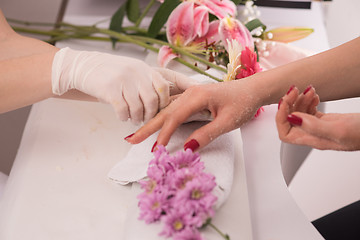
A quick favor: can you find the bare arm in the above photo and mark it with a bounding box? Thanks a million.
[127,37,360,150]
[0,9,93,113]
[254,37,360,105]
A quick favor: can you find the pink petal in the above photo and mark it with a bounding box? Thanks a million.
[193,20,220,44]
[158,46,179,67]
[241,47,258,69]
[193,6,209,38]
[202,0,237,19]
[166,2,196,46]
[219,17,253,51]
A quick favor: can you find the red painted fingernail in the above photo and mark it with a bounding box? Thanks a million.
[303,85,312,95]
[151,141,158,152]
[287,114,302,126]
[124,133,134,141]
[184,139,200,152]
[287,85,295,95]
[278,98,283,110]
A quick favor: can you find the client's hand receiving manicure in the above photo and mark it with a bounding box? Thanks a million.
[276,85,360,151]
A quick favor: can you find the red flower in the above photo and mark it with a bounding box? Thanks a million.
[235,47,263,118]
[235,47,261,79]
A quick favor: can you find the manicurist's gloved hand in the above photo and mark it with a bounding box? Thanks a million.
[51,48,196,124]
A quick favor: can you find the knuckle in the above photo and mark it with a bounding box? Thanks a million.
[144,95,159,109]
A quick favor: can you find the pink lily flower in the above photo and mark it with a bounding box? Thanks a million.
[158,46,179,68]
[193,6,210,38]
[166,1,197,47]
[159,2,210,67]
[193,20,221,44]
[219,16,254,51]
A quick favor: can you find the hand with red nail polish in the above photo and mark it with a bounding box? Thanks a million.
[276,87,360,151]
[126,78,263,151]
[126,38,360,151]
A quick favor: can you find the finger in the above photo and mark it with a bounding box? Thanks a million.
[281,127,345,150]
[288,112,339,141]
[123,84,143,124]
[138,85,159,123]
[276,86,299,138]
[111,95,130,121]
[152,71,170,109]
[282,85,300,113]
[276,96,292,139]
[294,86,316,113]
[128,88,207,144]
[308,93,320,115]
[154,68,199,95]
[153,97,209,146]
[181,112,238,151]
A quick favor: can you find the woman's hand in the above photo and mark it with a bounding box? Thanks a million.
[125,79,262,151]
[276,85,360,151]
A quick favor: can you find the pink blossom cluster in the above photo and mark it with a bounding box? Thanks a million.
[138,145,217,240]
[158,0,254,68]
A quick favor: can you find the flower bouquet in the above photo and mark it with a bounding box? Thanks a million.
[138,146,225,240]
[9,0,313,83]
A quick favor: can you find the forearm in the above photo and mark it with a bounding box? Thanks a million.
[0,52,55,113]
[0,9,95,113]
[247,37,360,106]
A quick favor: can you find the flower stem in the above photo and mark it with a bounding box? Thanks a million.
[131,36,227,73]
[209,222,231,240]
[7,18,57,27]
[96,28,159,52]
[135,0,156,27]
[10,20,224,81]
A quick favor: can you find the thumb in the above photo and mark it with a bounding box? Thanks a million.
[289,112,335,139]
[153,68,199,95]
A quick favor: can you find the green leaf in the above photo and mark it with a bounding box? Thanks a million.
[231,0,243,4]
[126,0,140,23]
[109,3,127,48]
[147,0,181,38]
[245,18,267,32]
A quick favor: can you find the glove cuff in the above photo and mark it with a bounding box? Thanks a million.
[52,47,72,95]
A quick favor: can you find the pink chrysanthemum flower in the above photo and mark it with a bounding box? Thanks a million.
[166,165,201,191]
[160,207,193,237]
[175,177,217,227]
[172,148,202,169]
[138,189,169,224]
[173,227,204,240]
[138,146,218,239]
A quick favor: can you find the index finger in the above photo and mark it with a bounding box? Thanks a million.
[126,86,208,145]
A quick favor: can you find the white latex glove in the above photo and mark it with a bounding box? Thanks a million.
[52,47,196,124]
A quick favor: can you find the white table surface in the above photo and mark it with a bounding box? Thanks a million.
[0,2,329,240]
